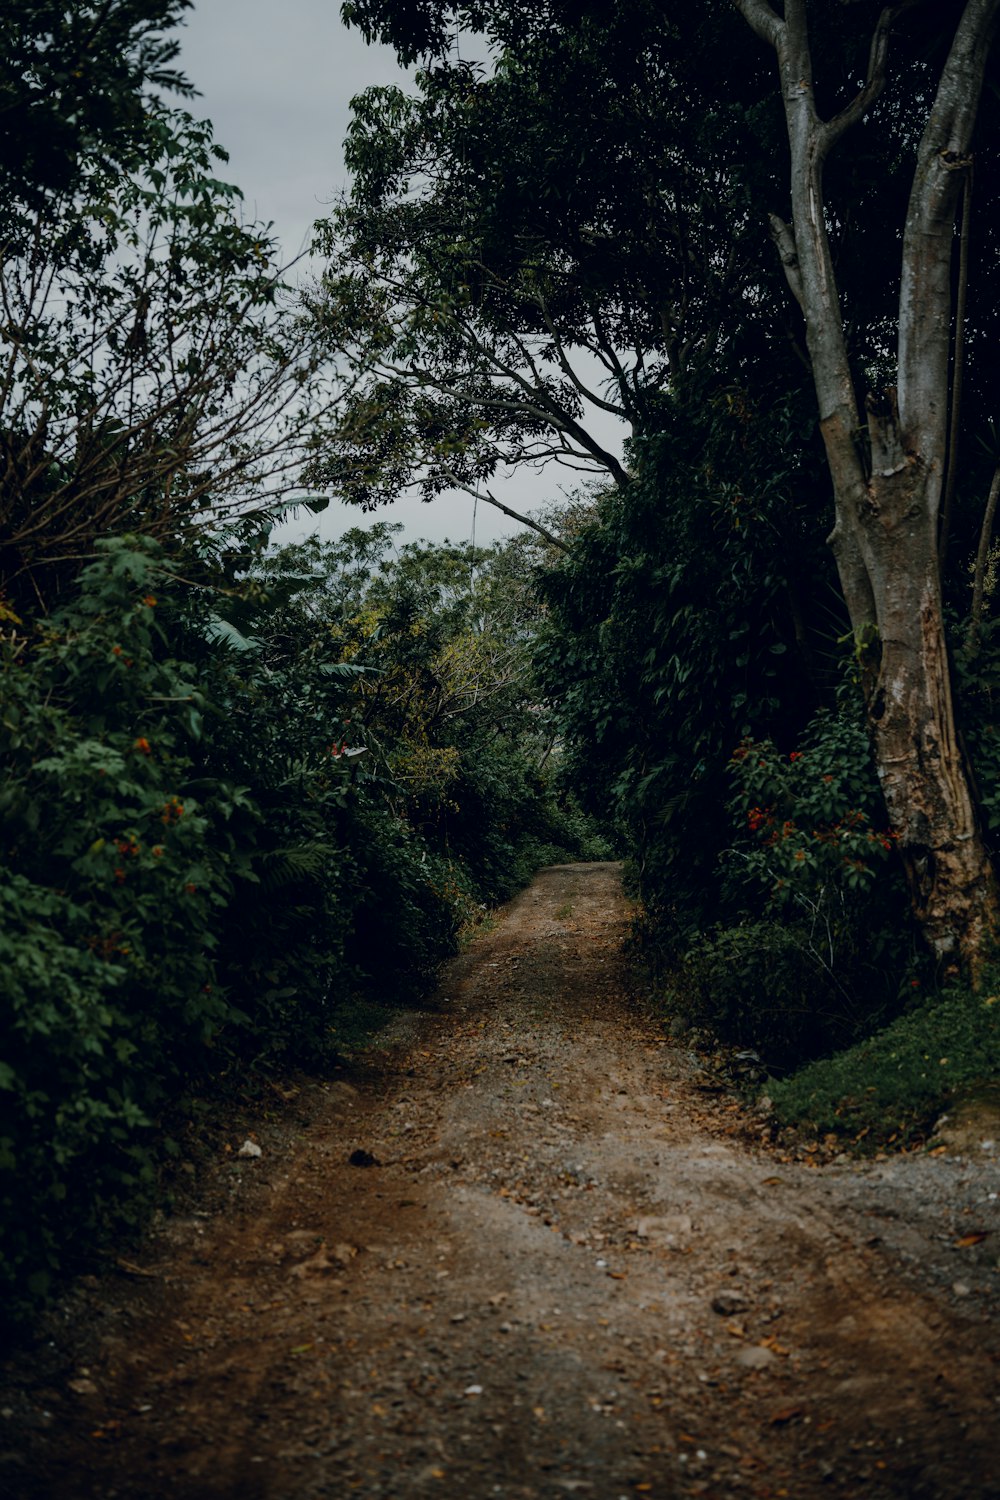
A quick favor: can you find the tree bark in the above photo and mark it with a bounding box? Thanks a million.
[735,0,1000,969]
[967,461,1000,655]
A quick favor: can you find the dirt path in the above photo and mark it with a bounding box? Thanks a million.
[3,863,999,1499]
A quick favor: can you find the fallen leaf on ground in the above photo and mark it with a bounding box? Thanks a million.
[760,1336,790,1356]
[90,1420,123,1441]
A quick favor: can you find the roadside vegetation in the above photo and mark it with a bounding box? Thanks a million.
[324,0,1000,1148]
[0,1,605,1320]
[1,516,607,1317]
[4,0,1000,1322]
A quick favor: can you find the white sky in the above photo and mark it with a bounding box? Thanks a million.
[176,0,625,551]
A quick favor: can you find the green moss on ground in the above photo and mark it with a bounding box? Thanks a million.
[768,978,1000,1145]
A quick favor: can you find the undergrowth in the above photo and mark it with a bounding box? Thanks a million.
[0,530,608,1326]
[767,976,1000,1145]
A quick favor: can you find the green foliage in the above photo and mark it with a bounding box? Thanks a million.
[0,1,340,1315]
[953,613,1000,839]
[0,538,243,1308]
[664,922,835,1068]
[537,384,830,937]
[336,0,1000,1025]
[1,0,195,217]
[726,709,897,914]
[310,4,784,511]
[0,520,599,1318]
[535,388,927,1074]
[660,702,916,1069]
[769,980,1000,1145]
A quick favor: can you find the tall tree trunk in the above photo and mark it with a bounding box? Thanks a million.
[735,0,1000,969]
[844,414,993,962]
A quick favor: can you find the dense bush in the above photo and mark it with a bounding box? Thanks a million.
[1,524,597,1318]
[536,384,935,1076]
[536,383,831,942]
[1,539,246,1305]
[952,609,1000,840]
[656,698,916,1068]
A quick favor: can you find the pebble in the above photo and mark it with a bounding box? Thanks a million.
[711,1290,749,1317]
[67,1378,99,1397]
[634,1214,692,1245]
[735,1346,777,1370]
[348,1149,379,1168]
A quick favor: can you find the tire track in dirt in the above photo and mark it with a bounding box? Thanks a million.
[2,862,998,1498]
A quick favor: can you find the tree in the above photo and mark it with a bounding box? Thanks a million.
[308,6,784,534]
[734,0,1000,967]
[1,4,329,612]
[1,1,194,217]
[1,99,326,610]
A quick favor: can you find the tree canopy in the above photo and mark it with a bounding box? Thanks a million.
[307,3,794,520]
[1,0,194,215]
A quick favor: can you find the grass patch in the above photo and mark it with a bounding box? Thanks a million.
[459,906,498,949]
[769,978,1000,1145]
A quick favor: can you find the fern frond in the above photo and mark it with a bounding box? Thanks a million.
[257,842,339,893]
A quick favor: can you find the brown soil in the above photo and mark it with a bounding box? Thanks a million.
[2,862,999,1500]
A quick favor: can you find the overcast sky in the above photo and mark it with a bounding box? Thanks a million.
[176,1,623,552]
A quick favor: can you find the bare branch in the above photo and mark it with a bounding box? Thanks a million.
[823,4,917,150]
[529,287,629,419]
[440,470,571,553]
[768,213,805,308]
[732,0,783,49]
[374,349,632,488]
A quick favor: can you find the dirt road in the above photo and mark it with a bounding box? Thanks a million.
[2,863,999,1499]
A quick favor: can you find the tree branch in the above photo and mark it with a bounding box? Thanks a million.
[768,213,805,308]
[940,161,973,571]
[529,287,629,419]
[898,0,1000,453]
[967,460,1000,655]
[732,0,783,49]
[822,5,910,149]
[440,470,571,553]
